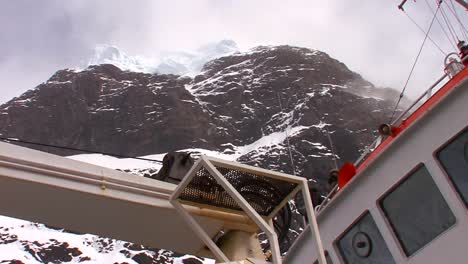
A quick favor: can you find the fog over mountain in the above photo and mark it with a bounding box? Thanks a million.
[3,0,467,104]
[86,40,239,76]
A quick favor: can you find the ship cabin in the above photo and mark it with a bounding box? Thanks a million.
[284,68,468,263]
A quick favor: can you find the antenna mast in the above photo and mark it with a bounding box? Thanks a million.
[453,0,468,10]
[400,0,467,11]
[398,0,409,11]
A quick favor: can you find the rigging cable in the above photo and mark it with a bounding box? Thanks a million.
[325,126,338,170]
[439,2,460,43]
[424,0,459,51]
[0,136,163,163]
[390,0,443,123]
[447,0,468,40]
[277,92,297,176]
[307,102,340,171]
[273,92,296,253]
[403,11,447,55]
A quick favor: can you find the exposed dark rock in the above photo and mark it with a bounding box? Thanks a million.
[0,260,25,264]
[0,44,406,261]
[131,252,155,264]
[0,230,18,244]
[79,256,91,262]
[22,241,82,263]
[182,257,204,264]
[0,45,401,192]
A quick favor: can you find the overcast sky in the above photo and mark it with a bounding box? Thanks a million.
[1,0,466,103]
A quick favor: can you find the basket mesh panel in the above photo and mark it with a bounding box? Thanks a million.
[179,164,298,216]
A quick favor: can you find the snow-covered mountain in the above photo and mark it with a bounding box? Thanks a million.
[0,215,213,264]
[87,40,239,76]
[0,44,404,263]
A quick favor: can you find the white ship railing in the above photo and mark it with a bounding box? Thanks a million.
[316,60,465,212]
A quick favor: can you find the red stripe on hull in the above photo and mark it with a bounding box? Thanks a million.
[356,67,468,172]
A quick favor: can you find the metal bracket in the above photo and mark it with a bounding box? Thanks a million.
[170,156,327,264]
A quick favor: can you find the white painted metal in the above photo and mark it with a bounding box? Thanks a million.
[267,184,302,219]
[208,156,305,183]
[315,184,338,212]
[170,158,205,199]
[391,73,448,126]
[171,156,327,264]
[169,157,230,262]
[301,179,327,264]
[170,157,282,263]
[284,77,468,264]
[0,142,228,255]
[202,157,283,264]
[171,199,230,262]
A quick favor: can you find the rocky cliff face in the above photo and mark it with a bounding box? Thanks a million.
[0,44,402,262]
[0,65,214,157]
[0,45,398,188]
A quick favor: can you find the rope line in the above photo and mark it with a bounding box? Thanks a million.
[0,136,163,163]
[424,0,458,51]
[440,3,460,43]
[390,0,443,123]
[404,11,447,55]
[447,0,468,39]
[306,103,340,171]
[276,93,297,176]
[325,127,339,170]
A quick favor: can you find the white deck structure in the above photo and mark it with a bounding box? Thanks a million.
[0,142,257,256]
[284,71,468,263]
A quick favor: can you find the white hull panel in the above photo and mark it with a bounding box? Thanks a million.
[285,76,468,263]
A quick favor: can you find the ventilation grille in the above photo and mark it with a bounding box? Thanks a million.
[179,165,298,216]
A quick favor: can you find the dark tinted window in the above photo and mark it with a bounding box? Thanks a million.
[380,165,456,256]
[312,251,333,264]
[437,129,468,205]
[337,212,395,264]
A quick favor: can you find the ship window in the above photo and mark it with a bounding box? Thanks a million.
[379,165,456,256]
[312,250,333,264]
[336,212,395,264]
[436,129,468,206]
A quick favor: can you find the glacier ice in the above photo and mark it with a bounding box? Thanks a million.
[86,40,239,76]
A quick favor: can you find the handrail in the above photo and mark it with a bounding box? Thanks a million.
[391,73,448,126]
[315,184,338,213]
[315,62,467,212]
[392,55,468,125]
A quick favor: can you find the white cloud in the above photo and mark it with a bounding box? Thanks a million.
[1,0,466,103]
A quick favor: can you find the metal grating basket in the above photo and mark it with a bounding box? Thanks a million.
[179,164,298,216]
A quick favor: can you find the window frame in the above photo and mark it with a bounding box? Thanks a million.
[433,125,468,209]
[376,163,457,259]
[333,210,396,264]
[312,250,334,264]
